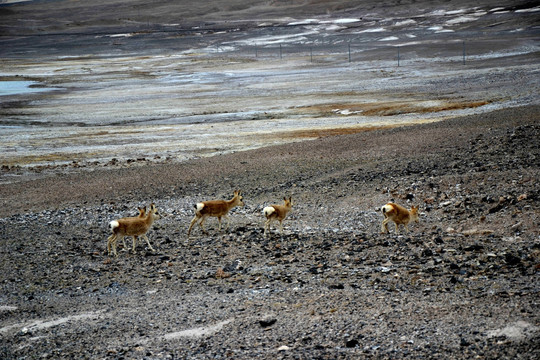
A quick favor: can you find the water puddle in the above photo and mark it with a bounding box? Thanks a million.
[0,81,58,96]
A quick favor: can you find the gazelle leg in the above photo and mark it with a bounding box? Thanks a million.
[132,236,137,253]
[142,234,155,252]
[108,234,119,257]
[199,215,208,234]
[381,218,390,233]
[188,215,199,236]
[107,234,116,256]
[224,215,230,230]
[264,218,271,235]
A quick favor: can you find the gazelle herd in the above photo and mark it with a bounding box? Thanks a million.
[106,190,419,257]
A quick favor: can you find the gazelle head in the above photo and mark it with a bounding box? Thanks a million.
[148,203,160,220]
[410,205,419,223]
[137,206,146,217]
[283,196,293,207]
[233,190,245,207]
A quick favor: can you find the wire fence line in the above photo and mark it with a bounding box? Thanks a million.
[214,40,491,66]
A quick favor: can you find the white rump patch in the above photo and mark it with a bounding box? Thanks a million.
[381,204,394,213]
[263,206,276,217]
[110,220,119,229]
[196,203,205,212]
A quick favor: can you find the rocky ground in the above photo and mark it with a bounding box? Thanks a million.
[0,105,539,359]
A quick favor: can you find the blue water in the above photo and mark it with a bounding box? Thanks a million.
[0,81,56,96]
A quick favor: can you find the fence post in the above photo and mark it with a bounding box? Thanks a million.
[462,41,466,65]
[280,44,282,59]
[397,46,400,67]
[348,43,351,62]
[310,47,313,63]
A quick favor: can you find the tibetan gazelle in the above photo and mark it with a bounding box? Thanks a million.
[263,197,293,235]
[381,202,419,234]
[107,203,160,256]
[187,190,245,236]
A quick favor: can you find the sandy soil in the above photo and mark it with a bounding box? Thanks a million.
[0,1,539,359]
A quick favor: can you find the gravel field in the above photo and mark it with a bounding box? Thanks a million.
[1,105,539,359]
